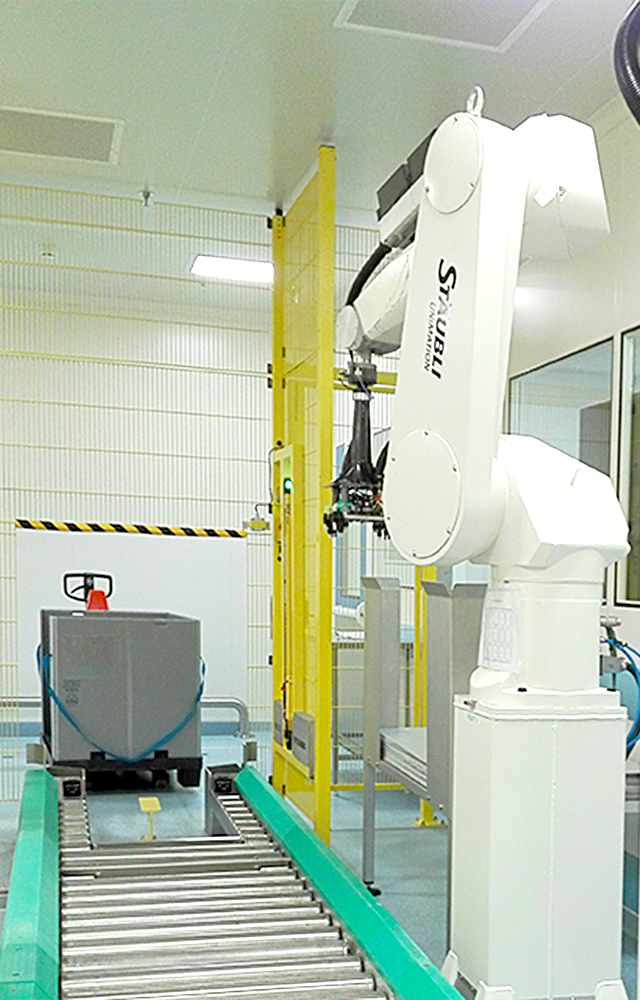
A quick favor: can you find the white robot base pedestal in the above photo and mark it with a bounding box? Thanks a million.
[445,691,627,1000]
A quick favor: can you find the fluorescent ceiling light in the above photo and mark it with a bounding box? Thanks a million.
[190,254,273,284]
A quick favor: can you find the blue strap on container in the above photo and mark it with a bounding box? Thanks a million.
[36,645,205,765]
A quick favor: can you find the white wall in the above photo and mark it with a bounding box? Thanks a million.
[0,187,273,735]
[16,529,247,701]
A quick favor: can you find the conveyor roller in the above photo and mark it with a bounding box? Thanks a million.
[1,766,459,1000]
[59,789,388,1000]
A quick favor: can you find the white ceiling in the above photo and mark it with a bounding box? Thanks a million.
[0,0,632,216]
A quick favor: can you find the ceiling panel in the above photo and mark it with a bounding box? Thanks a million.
[336,0,549,52]
[0,0,632,215]
[0,107,122,163]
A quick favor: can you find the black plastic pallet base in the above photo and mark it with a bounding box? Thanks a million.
[49,752,202,788]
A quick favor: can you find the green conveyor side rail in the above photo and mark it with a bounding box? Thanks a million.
[236,766,460,1000]
[0,770,59,1000]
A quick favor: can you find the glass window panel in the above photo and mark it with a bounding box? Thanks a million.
[509,340,613,476]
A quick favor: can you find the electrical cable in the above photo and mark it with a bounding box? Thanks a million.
[607,638,640,751]
[346,242,393,307]
[621,644,640,749]
[614,0,640,129]
[625,658,640,750]
[608,640,640,748]
[36,645,205,765]
[267,445,280,507]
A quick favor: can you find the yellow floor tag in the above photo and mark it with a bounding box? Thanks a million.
[139,796,161,840]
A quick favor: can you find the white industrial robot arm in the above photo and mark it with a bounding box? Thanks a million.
[360,97,633,1000]
[381,109,628,696]
[336,245,411,360]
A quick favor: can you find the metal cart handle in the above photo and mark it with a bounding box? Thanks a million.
[63,573,114,604]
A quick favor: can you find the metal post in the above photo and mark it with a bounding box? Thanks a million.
[361,577,400,893]
[331,654,340,785]
[423,580,485,950]
[362,760,376,887]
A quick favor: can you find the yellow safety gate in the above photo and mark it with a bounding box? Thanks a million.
[270,147,335,842]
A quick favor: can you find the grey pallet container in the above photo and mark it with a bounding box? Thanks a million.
[40,609,202,786]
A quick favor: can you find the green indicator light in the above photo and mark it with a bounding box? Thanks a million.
[283,477,293,494]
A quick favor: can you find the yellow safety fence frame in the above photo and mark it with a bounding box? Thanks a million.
[413,564,442,827]
[271,147,334,843]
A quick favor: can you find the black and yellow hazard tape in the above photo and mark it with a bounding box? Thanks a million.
[15,519,246,538]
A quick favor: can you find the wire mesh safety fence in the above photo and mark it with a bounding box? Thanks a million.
[0,184,273,798]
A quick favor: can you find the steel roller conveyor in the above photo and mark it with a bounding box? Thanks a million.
[0,766,459,1000]
[58,777,384,1000]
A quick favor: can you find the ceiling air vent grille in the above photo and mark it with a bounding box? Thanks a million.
[335,0,555,54]
[0,107,123,163]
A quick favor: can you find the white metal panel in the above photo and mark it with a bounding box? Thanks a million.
[451,697,626,998]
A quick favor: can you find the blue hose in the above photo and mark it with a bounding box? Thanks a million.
[608,639,640,751]
[37,644,205,764]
